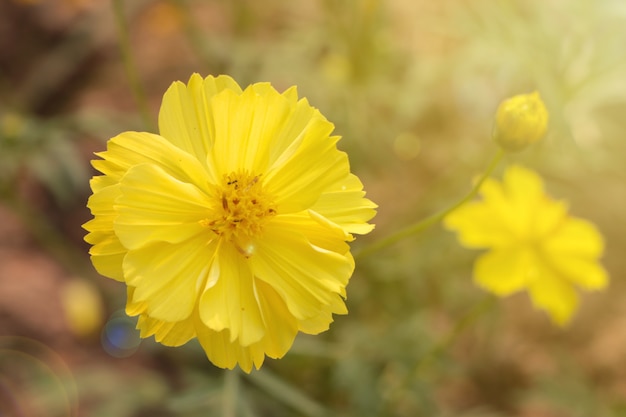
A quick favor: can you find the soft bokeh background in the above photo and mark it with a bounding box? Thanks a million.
[2,0,626,416]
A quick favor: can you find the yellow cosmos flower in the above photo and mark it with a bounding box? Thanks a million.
[493,91,549,152]
[83,74,376,372]
[444,165,607,326]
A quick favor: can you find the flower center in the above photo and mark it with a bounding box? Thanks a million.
[201,171,276,256]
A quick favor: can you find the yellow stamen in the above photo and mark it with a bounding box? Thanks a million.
[200,171,276,255]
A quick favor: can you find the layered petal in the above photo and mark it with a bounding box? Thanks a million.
[136,313,197,347]
[277,210,352,254]
[196,322,266,373]
[115,163,213,250]
[311,173,377,235]
[123,236,216,322]
[266,97,321,165]
[207,86,294,175]
[265,125,348,213]
[298,292,348,335]
[158,73,241,166]
[195,280,301,372]
[127,288,197,347]
[199,243,265,346]
[250,216,353,320]
[92,131,211,187]
[85,229,126,281]
[84,183,126,281]
[84,131,212,279]
[254,279,299,358]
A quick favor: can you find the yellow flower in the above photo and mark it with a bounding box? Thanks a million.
[444,165,607,326]
[493,91,549,152]
[83,74,376,372]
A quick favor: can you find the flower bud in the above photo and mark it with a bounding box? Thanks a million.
[493,91,548,152]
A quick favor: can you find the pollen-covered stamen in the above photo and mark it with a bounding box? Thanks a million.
[200,171,276,253]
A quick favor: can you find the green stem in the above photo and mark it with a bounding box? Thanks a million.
[112,0,155,132]
[223,369,239,417]
[386,294,496,406]
[355,149,504,259]
[412,295,496,375]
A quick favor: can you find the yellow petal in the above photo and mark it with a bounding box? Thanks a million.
[127,287,196,347]
[123,236,216,322]
[265,130,348,213]
[497,165,559,237]
[502,165,545,204]
[276,210,352,254]
[550,256,608,290]
[480,172,536,237]
[200,73,243,96]
[298,292,347,335]
[157,77,212,165]
[195,322,266,372]
[84,183,118,233]
[93,131,212,186]
[546,217,605,258]
[281,85,299,104]
[84,184,126,281]
[541,217,608,289]
[125,286,147,316]
[89,174,117,194]
[266,97,320,165]
[310,173,377,235]
[254,279,299,358]
[115,163,212,250]
[531,199,568,238]
[444,201,514,248]
[474,247,536,296]
[157,74,242,164]
[527,273,578,326]
[196,280,300,372]
[86,231,126,281]
[207,86,292,175]
[199,243,265,346]
[250,219,353,320]
[136,314,196,347]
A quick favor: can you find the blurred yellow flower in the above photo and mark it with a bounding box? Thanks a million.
[83,74,376,372]
[493,91,548,152]
[60,279,104,338]
[444,165,607,326]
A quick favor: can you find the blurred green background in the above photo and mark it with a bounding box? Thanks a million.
[1,0,626,416]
